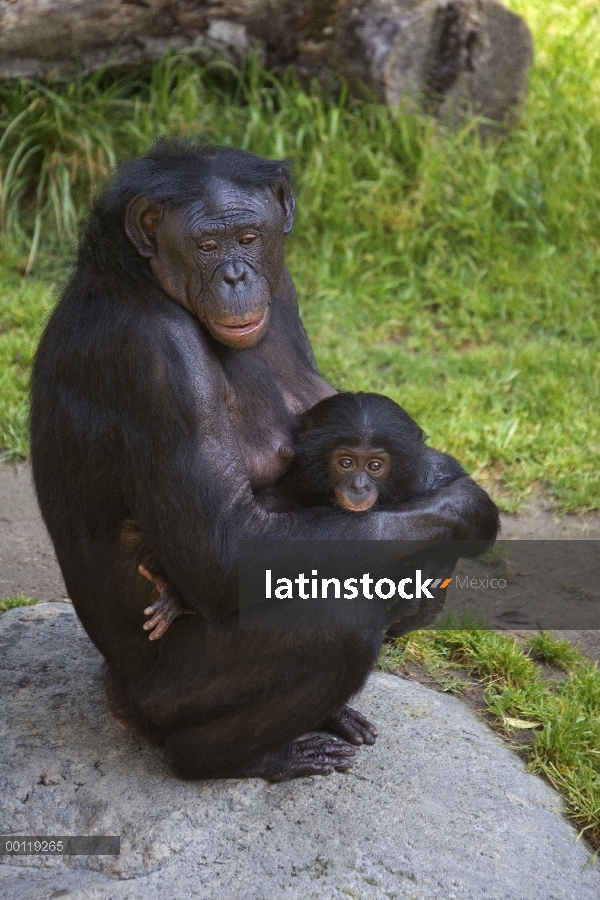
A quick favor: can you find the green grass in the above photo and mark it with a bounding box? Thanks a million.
[0,594,40,612]
[380,629,600,850]
[0,0,598,510]
[0,258,55,457]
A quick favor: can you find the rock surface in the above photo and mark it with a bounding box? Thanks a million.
[0,0,532,122]
[1,600,599,900]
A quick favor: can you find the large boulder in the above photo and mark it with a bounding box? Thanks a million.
[1,601,599,899]
[0,0,532,121]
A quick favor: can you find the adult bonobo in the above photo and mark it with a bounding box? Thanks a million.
[30,141,499,781]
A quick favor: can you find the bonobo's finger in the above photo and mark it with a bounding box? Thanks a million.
[143,611,164,631]
[142,607,171,640]
[144,594,174,616]
[147,618,170,641]
[143,601,161,617]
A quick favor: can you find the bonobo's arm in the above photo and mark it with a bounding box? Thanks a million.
[405,444,499,548]
[121,316,497,622]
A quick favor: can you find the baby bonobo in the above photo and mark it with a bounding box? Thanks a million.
[139,392,467,638]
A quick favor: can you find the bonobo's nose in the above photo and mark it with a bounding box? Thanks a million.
[222,259,247,286]
[350,473,372,494]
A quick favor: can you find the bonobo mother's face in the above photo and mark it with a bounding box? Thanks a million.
[125,177,295,349]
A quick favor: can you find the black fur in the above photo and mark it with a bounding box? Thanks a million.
[30,141,499,781]
[282,391,463,508]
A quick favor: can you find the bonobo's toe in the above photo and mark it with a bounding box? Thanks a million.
[270,735,356,781]
[321,704,378,745]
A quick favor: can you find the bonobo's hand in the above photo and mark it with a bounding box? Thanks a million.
[373,477,497,543]
[139,565,194,640]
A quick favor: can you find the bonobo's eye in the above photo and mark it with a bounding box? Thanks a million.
[238,233,258,246]
[197,239,218,253]
[367,459,383,473]
[338,457,354,470]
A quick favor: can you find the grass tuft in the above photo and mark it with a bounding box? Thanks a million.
[0,594,40,613]
[526,632,583,670]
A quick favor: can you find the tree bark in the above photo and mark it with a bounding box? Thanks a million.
[0,0,532,121]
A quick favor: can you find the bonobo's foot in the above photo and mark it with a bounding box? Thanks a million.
[215,736,356,781]
[271,736,356,781]
[321,705,378,746]
[139,565,191,640]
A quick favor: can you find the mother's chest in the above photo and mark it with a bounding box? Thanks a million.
[223,358,331,491]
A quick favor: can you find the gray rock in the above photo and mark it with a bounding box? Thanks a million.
[334,0,532,122]
[1,601,598,899]
[0,0,532,122]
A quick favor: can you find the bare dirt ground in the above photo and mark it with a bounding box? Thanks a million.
[491,500,600,663]
[0,462,67,602]
[1,461,599,660]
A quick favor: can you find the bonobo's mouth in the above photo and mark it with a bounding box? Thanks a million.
[336,489,378,513]
[209,310,268,341]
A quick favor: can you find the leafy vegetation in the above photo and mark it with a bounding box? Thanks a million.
[380,629,600,850]
[0,1,598,509]
[0,594,40,613]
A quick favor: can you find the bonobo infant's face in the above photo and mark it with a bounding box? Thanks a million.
[126,178,294,349]
[329,444,391,512]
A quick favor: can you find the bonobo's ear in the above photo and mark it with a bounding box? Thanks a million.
[125,196,162,258]
[273,180,296,235]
